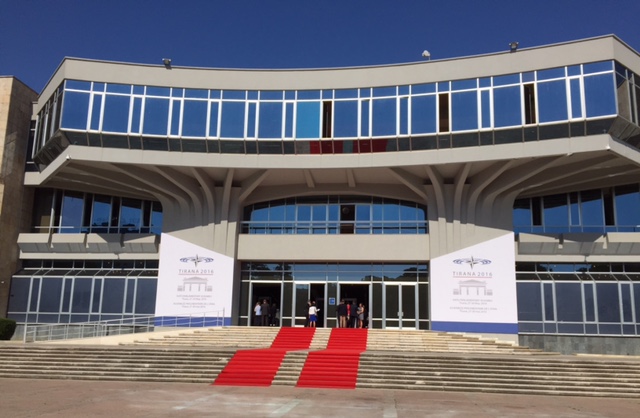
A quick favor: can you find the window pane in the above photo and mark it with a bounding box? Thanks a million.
[517,282,542,321]
[296,102,320,138]
[7,278,30,313]
[258,102,283,138]
[537,80,568,123]
[372,98,396,136]
[411,96,436,134]
[481,90,491,128]
[614,185,640,229]
[208,101,219,137]
[182,100,208,137]
[581,190,604,227]
[584,73,616,117]
[120,198,142,233]
[102,279,125,313]
[399,97,408,135]
[494,86,521,127]
[61,91,90,129]
[135,279,157,314]
[220,101,245,138]
[543,283,554,321]
[596,283,620,322]
[543,194,568,229]
[555,283,583,322]
[60,191,84,233]
[570,78,582,118]
[39,278,63,312]
[284,103,294,138]
[334,101,358,138]
[513,199,531,227]
[360,100,370,136]
[451,91,478,131]
[142,98,169,135]
[102,95,130,133]
[72,278,93,313]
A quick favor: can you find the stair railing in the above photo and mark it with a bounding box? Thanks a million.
[22,309,226,343]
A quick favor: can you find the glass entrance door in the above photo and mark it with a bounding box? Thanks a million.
[384,283,418,329]
[293,283,326,327]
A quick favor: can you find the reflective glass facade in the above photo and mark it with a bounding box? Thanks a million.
[516,263,640,335]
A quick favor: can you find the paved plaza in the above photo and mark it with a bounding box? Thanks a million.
[2,378,639,417]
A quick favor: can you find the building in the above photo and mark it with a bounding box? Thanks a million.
[4,35,640,353]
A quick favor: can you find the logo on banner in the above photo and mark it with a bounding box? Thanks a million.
[452,256,493,296]
[177,254,215,294]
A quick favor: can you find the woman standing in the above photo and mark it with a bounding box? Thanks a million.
[308,301,318,327]
[357,303,365,328]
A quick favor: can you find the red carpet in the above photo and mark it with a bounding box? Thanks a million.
[270,327,316,349]
[213,327,316,386]
[213,349,286,386]
[296,328,368,389]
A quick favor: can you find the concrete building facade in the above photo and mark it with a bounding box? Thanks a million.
[4,35,640,353]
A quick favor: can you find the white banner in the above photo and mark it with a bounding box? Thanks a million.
[430,233,517,334]
[156,233,234,324]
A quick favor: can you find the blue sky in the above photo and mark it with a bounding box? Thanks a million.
[2,0,640,92]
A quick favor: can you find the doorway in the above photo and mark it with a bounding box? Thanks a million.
[293,283,326,327]
[384,283,418,329]
[250,283,281,327]
[339,284,370,328]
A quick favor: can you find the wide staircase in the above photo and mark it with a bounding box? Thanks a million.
[1,327,640,398]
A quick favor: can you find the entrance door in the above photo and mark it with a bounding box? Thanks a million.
[293,283,326,327]
[384,283,418,329]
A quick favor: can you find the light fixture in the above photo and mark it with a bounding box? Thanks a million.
[422,50,431,60]
[509,42,519,53]
[162,58,172,69]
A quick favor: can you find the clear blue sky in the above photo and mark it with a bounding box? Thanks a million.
[2,0,640,92]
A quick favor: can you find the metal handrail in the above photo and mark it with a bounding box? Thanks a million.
[22,309,226,343]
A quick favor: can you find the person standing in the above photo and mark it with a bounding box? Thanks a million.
[253,301,262,326]
[350,301,359,328]
[261,299,270,326]
[308,301,318,327]
[358,303,366,328]
[270,303,278,326]
[337,299,348,328]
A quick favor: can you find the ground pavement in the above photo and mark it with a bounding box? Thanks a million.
[2,378,639,417]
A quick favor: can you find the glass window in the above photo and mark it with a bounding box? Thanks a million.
[185,89,208,99]
[260,91,283,100]
[537,80,568,123]
[146,86,170,97]
[543,283,554,321]
[89,94,103,130]
[480,90,491,128]
[61,91,90,130]
[135,279,157,314]
[71,278,93,313]
[570,78,583,119]
[451,91,478,131]
[60,191,84,233]
[584,73,616,117]
[208,101,219,137]
[130,97,142,134]
[451,79,477,91]
[246,103,256,138]
[102,278,125,313]
[360,100,370,136]
[66,80,91,91]
[335,89,358,99]
[543,194,568,229]
[7,278,30,313]
[581,190,604,228]
[296,102,320,138]
[142,98,169,135]
[399,97,408,135]
[120,198,142,233]
[258,102,283,138]
[537,67,565,80]
[284,103,294,138]
[334,101,358,138]
[102,95,130,133]
[614,185,640,230]
[150,203,163,235]
[596,283,620,322]
[493,86,521,127]
[493,74,520,86]
[372,98,396,136]
[517,282,542,321]
[220,101,245,138]
[91,195,112,233]
[555,283,583,322]
[373,86,396,97]
[297,90,320,100]
[583,61,612,74]
[182,100,208,137]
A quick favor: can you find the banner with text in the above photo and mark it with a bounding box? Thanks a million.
[430,233,517,334]
[156,233,233,326]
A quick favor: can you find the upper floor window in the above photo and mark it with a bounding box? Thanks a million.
[242,196,427,235]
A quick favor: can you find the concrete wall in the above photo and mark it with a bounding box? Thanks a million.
[0,78,37,317]
[519,334,640,355]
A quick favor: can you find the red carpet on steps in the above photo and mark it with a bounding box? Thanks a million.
[296,328,368,389]
[213,327,316,386]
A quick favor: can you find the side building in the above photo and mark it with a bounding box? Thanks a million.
[5,35,640,354]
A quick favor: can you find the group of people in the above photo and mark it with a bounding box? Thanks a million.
[337,299,367,328]
[253,299,279,326]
